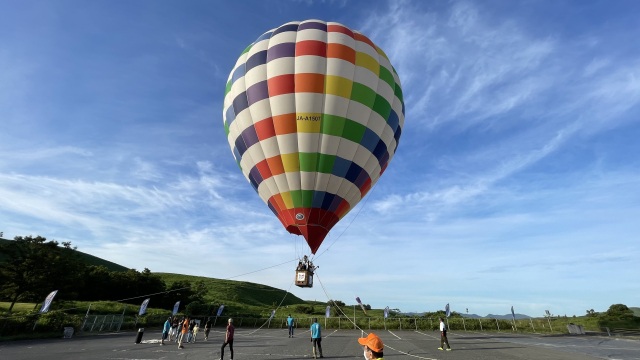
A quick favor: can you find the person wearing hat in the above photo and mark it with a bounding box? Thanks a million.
[358,332,384,359]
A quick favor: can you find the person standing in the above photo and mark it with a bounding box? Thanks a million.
[220,318,234,360]
[192,321,199,342]
[170,317,179,341]
[358,332,384,359]
[187,320,195,343]
[204,319,212,341]
[438,317,452,351]
[178,317,189,349]
[310,317,323,358]
[287,314,295,337]
[161,317,171,345]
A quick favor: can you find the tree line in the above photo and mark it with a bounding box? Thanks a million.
[0,235,206,313]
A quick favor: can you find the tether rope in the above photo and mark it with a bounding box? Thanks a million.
[315,273,439,360]
[238,280,295,336]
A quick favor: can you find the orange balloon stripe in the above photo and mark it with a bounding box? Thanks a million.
[267,74,295,97]
[272,113,297,135]
[354,32,376,49]
[294,73,325,93]
[256,158,273,179]
[270,193,287,214]
[254,117,276,141]
[265,156,285,176]
[327,23,354,37]
[295,40,327,57]
[327,43,356,64]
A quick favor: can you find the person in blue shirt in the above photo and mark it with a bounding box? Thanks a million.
[310,318,323,358]
[161,317,171,345]
[287,314,295,337]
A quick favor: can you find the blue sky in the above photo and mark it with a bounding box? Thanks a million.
[1,0,639,317]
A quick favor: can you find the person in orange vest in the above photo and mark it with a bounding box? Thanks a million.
[178,317,190,349]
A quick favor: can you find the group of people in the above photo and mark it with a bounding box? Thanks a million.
[295,255,317,274]
[161,315,451,359]
[292,315,451,358]
[161,316,234,359]
[161,316,213,347]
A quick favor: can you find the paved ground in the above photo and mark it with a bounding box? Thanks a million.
[1,328,639,360]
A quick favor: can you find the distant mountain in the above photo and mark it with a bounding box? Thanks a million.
[488,313,531,319]
[461,313,483,319]
[401,312,533,319]
[631,307,640,317]
[0,237,130,272]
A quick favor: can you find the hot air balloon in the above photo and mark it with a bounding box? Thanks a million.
[223,20,404,257]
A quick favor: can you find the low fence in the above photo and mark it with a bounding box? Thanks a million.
[258,316,568,334]
[80,314,124,333]
[0,312,603,338]
[601,327,640,337]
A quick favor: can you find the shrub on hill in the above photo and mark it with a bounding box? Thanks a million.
[598,304,640,329]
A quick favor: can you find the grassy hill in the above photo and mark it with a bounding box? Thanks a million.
[155,272,305,308]
[0,237,129,272]
[3,236,638,320]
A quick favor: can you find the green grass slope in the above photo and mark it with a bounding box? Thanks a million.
[155,273,305,307]
[0,238,129,272]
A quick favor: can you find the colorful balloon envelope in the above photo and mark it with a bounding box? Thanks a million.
[223,20,405,254]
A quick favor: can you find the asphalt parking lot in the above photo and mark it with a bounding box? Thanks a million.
[1,328,639,359]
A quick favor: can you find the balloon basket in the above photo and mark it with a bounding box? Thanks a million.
[295,270,313,288]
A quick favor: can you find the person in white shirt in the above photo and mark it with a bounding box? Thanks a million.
[438,317,452,351]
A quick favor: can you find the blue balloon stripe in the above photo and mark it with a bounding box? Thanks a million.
[232,91,249,119]
[246,80,269,106]
[267,42,296,62]
[345,162,362,184]
[298,21,327,32]
[272,23,299,36]
[387,108,400,134]
[246,50,268,73]
[360,127,380,155]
